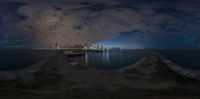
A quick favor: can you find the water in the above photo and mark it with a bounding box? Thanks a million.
[0,49,148,70]
[73,49,200,70]
[158,49,200,70]
[72,49,149,69]
[0,49,54,71]
[1,49,200,71]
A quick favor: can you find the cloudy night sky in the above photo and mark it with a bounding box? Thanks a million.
[0,0,200,49]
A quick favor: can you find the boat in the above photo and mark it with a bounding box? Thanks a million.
[64,51,85,57]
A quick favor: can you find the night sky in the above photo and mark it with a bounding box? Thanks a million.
[0,0,200,49]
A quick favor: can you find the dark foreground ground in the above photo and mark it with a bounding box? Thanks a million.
[0,89,200,99]
[0,51,200,99]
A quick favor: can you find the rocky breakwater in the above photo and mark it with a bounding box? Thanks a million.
[0,51,200,96]
[160,53,200,81]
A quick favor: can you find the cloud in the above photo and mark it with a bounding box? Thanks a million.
[14,2,152,46]
[0,0,200,48]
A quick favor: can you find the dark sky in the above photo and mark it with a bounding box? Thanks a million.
[0,0,200,48]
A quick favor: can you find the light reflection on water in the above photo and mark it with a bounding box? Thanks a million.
[77,49,148,69]
[1,49,199,70]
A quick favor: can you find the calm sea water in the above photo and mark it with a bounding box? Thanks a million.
[0,49,200,70]
[158,49,200,70]
[0,49,54,71]
[72,49,149,69]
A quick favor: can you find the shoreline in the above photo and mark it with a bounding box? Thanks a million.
[0,51,200,82]
[0,52,56,80]
[159,54,200,80]
[0,59,50,80]
[1,51,200,99]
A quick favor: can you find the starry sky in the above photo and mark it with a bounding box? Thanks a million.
[0,0,200,49]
